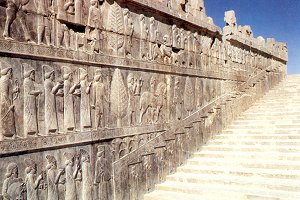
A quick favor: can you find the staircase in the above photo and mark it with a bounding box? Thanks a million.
[144,75,300,200]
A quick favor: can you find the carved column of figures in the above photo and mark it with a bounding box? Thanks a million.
[0,61,19,141]
[94,145,112,200]
[23,63,42,137]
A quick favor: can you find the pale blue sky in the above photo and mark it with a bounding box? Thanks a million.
[205,0,300,74]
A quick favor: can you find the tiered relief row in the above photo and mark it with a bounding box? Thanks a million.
[0,0,287,200]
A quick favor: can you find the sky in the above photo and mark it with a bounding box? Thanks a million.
[205,0,300,74]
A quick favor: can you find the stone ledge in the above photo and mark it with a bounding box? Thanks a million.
[125,0,222,34]
[0,39,245,81]
[0,123,168,156]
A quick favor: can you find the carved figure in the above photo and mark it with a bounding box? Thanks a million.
[173,77,183,120]
[23,63,42,137]
[3,0,34,43]
[0,63,19,141]
[80,149,92,200]
[86,0,102,53]
[92,70,109,129]
[2,162,24,200]
[64,152,80,200]
[149,17,158,60]
[63,67,77,132]
[127,73,137,126]
[46,155,65,200]
[24,158,44,200]
[184,76,194,115]
[153,35,172,64]
[77,68,92,131]
[124,8,134,58]
[139,79,167,124]
[140,14,149,60]
[35,0,51,45]
[43,65,63,134]
[94,146,111,200]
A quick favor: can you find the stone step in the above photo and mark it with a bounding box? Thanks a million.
[232,119,300,125]
[202,144,300,153]
[209,138,300,146]
[242,111,300,116]
[155,181,300,200]
[144,189,288,200]
[237,115,300,120]
[216,133,300,140]
[187,157,300,170]
[227,124,300,129]
[194,151,300,162]
[166,173,300,192]
[246,107,300,112]
[223,128,300,134]
[178,165,300,180]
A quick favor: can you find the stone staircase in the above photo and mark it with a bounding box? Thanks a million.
[144,75,300,200]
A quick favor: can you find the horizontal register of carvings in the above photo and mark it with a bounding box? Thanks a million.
[0,0,287,200]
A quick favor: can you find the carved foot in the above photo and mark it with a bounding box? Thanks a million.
[27,40,36,45]
[3,36,13,41]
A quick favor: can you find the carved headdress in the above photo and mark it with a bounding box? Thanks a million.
[80,149,90,162]
[97,145,105,157]
[46,155,56,164]
[0,61,12,76]
[63,152,74,161]
[79,68,88,80]
[63,66,73,80]
[22,63,35,78]
[127,73,134,83]
[43,65,55,79]
[5,162,18,178]
[94,69,102,81]
[24,158,37,173]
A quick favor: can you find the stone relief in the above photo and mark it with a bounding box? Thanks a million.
[0,1,288,200]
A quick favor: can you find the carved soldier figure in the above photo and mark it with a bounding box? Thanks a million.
[91,70,109,129]
[79,149,93,200]
[173,77,183,120]
[94,146,111,200]
[23,63,42,137]
[63,67,77,132]
[64,152,80,200]
[0,62,19,141]
[3,0,34,43]
[35,0,51,45]
[86,0,102,53]
[127,73,137,126]
[46,155,65,200]
[2,162,24,200]
[140,14,149,60]
[77,68,92,131]
[124,8,134,58]
[24,158,44,200]
[43,65,63,134]
[149,17,158,60]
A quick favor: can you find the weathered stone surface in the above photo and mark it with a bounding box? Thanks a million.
[0,0,287,200]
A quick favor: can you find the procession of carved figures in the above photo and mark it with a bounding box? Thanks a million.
[0,145,114,200]
[0,0,287,67]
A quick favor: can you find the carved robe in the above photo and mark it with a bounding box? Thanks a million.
[95,157,110,200]
[0,76,15,138]
[24,78,38,135]
[80,79,91,130]
[2,176,23,200]
[93,82,107,128]
[81,161,92,200]
[25,174,39,200]
[65,165,77,200]
[64,79,75,131]
[47,168,59,200]
[44,79,58,133]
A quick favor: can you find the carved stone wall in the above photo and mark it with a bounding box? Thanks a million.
[0,1,287,200]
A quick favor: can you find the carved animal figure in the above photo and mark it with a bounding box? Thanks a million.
[139,82,167,124]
